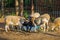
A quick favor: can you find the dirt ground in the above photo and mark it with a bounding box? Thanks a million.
[0,23,60,40]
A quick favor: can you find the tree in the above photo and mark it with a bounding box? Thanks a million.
[31,0,34,15]
[15,0,19,16]
[19,0,23,16]
[5,0,15,7]
[1,0,4,18]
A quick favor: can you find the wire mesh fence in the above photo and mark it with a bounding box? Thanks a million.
[34,0,60,18]
[0,0,60,18]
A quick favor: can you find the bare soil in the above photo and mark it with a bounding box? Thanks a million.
[0,23,60,40]
[0,18,60,40]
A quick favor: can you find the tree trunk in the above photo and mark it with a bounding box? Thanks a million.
[15,0,19,16]
[31,0,34,15]
[19,0,23,16]
[1,0,4,18]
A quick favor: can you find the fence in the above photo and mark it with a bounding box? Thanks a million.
[34,0,60,18]
[0,0,60,18]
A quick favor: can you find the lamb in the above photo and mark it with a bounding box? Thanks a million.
[30,12,40,32]
[5,15,25,32]
[40,13,50,32]
[50,17,60,31]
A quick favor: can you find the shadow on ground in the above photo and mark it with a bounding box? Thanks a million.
[0,37,8,40]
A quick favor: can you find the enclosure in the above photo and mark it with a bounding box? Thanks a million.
[0,0,60,40]
[0,0,60,18]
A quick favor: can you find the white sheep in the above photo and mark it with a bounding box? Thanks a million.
[50,17,60,31]
[30,12,40,32]
[40,13,50,32]
[5,15,25,32]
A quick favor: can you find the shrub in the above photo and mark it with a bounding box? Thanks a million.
[23,10,29,19]
[11,12,16,16]
[51,17,55,22]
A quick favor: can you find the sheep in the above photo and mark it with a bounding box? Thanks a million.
[39,13,50,32]
[50,17,60,31]
[30,12,40,32]
[48,22,55,31]
[30,13,50,32]
[40,13,50,21]
[30,12,40,18]
[5,15,25,32]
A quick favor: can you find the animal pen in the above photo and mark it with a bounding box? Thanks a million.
[0,0,60,40]
[0,0,60,18]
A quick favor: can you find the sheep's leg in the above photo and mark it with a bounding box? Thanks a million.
[18,22,22,31]
[47,26,49,32]
[5,25,9,32]
[46,22,49,32]
[43,23,46,32]
[51,26,55,31]
[17,25,22,31]
[34,23,37,32]
[15,22,19,31]
[34,26,37,32]
[10,21,14,30]
[11,25,14,31]
[56,26,60,30]
[19,24,22,30]
[44,27,46,32]
[40,24,44,30]
[42,18,47,32]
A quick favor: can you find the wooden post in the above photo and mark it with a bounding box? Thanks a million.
[15,0,19,16]
[20,0,23,16]
[31,0,34,15]
[1,0,4,18]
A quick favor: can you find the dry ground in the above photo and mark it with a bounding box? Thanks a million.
[0,18,60,40]
[0,23,60,40]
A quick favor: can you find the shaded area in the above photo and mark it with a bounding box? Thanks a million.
[41,32,60,37]
[0,22,60,40]
[0,37,8,40]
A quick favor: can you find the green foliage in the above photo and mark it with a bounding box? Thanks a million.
[23,10,29,19]
[24,0,30,6]
[51,17,55,22]
[11,12,16,16]
[5,0,15,7]
[5,12,16,16]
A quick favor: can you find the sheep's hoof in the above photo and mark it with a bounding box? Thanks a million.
[5,30,8,32]
[34,30,38,32]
